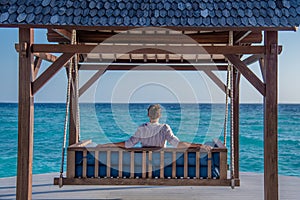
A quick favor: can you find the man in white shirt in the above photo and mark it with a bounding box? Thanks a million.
[99,104,211,150]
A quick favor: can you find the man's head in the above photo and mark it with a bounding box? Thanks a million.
[147,104,161,120]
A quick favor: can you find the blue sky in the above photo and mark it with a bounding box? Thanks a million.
[0,28,299,104]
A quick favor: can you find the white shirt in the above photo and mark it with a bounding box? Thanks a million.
[125,122,180,148]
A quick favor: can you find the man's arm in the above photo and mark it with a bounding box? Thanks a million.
[177,142,212,151]
[97,141,126,148]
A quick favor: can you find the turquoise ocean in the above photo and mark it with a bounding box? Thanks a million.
[0,103,299,178]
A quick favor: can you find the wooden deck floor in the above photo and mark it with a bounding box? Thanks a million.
[0,172,299,200]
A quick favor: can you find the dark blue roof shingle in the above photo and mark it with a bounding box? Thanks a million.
[0,0,300,28]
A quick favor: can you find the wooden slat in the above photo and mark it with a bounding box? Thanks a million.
[16,28,34,200]
[32,53,74,95]
[67,151,75,178]
[148,151,152,178]
[219,152,228,180]
[196,151,200,178]
[106,151,111,177]
[142,151,147,178]
[225,54,266,96]
[184,152,188,178]
[160,151,164,179]
[172,152,176,178]
[118,151,123,178]
[207,152,212,179]
[82,150,87,178]
[31,44,266,55]
[264,31,279,200]
[94,151,99,178]
[130,151,134,178]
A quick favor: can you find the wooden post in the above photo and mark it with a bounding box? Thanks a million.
[233,69,240,180]
[16,28,34,200]
[264,31,278,200]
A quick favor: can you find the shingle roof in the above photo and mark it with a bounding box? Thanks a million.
[0,0,300,28]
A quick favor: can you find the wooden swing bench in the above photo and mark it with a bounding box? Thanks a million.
[54,139,238,186]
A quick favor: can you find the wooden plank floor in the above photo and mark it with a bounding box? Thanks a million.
[0,172,299,200]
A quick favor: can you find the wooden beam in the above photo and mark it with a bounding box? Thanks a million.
[264,31,278,200]
[17,28,34,200]
[52,29,72,41]
[48,30,263,44]
[259,58,266,82]
[234,31,253,44]
[79,69,106,97]
[32,53,74,95]
[31,44,266,55]
[225,54,266,96]
[242,54,263,66]
[203,70,229,95]
[34,52,59,63]
[54,177,239,186]
[79,64,228,71]
[33,56,42,80]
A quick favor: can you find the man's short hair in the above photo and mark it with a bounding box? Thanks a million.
[147,104,161,120]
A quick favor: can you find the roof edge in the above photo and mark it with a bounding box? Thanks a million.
[0,24,297,32]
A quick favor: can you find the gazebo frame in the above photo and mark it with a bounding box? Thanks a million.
[15,26,281,200]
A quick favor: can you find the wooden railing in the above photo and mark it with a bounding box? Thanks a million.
[54,140,238,186]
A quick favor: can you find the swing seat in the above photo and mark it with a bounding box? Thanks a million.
[54,139,240,186]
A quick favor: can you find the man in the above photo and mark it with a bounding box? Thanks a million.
[99,104,211,150]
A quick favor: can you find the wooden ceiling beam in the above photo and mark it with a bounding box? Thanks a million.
[234,31,253,44]
[51,29,72,42]
[30,44,267,55]
[81,58,227,64]
[79,64,228,71]
[47,30,262,44]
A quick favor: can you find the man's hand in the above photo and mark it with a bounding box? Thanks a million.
[97,143,116,148]
[190,143,212,151]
